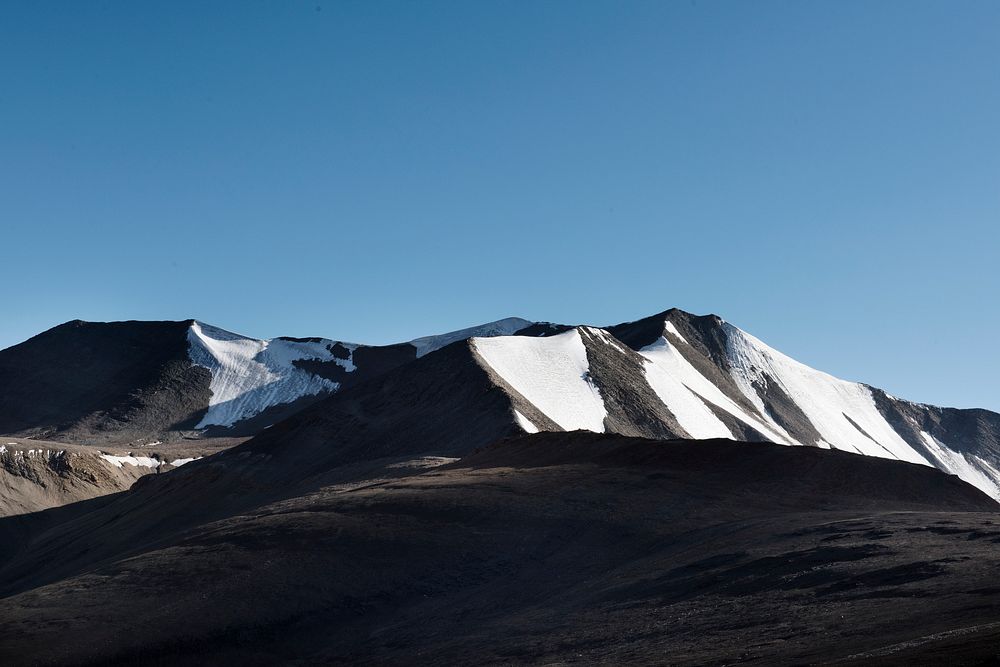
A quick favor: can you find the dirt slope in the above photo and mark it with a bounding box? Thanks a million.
[0,433,997,665]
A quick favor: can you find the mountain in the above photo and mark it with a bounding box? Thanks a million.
[1,432,998,665]
[3,309,1000,664]
[241,308,1000,500]
[2,307,999,502]
[0,317,538,444]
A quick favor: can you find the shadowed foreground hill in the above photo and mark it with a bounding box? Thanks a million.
[0,433,999,665]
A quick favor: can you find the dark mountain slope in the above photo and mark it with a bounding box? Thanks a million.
[576,326,689,438]
[0,317,541,445]
[0,433,996,666]
[240,340,524,470]
[0,341,532,594]
[0,320,210,442]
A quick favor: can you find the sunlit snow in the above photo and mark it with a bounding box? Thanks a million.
[514,409,540,434]
[188,321,356,428]
[411,318,532,358]
[663,321,689,345]
[640,336,792,444]
[170,457,201,467]
[99,453,161,469]
[919,432,1000,500]
[723,324,930,466]
[473,329,607,433]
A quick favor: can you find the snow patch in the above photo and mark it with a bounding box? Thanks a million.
[663,321,689,345]
[473,329,607,433]
[640,336,792,444]
[514,409,540,434]
[169,457,201,467]
[919,432,1000,500]
[640,353,734,440]
[724,324,930,466]
[410,318,532,358]
[100,453,161,469]
[188,321,357,428]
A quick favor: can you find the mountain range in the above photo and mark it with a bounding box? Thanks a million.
[2,308,998,501]
[3,308,1000,664]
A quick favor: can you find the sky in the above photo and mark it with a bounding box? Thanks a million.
[1,1,998,410]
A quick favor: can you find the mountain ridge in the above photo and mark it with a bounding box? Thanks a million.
[0,315,541,443]
[2,307,999,500]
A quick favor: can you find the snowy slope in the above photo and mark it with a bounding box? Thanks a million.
[473,329,607,432]
[640,336,783,442]
[639,348,734,439]
[918,431,1000,500]
[411,318,532,358]
[462,314,1000,500]
[722,323,930,465]
[188,322,356,428]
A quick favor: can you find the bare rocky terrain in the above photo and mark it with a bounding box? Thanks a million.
[0,437,241,516]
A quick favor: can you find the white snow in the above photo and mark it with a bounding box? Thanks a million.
[99,453,161,469]
[723,324,930,466]
[663,321,689,345]
[919,432,1000,500]
[169,457,201,467]
[410,318,533,358]
[640,336,793,444]
[473,329,608,433]
[639,347,734,440]
[188,321,357,428]
[513,409,540,434]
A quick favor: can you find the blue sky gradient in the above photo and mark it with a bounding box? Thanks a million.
[1,1,998,409]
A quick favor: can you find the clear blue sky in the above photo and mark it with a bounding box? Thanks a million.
[1,1,997,410]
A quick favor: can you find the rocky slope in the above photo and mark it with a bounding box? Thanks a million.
[0,438,231,516]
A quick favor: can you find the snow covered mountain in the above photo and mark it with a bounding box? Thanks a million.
[240,308,1000,501]
[4,309,998,664]
[471,310,1000,499]
[186,321,355,430]
[2,308,998,500]
[0,317,538,442]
